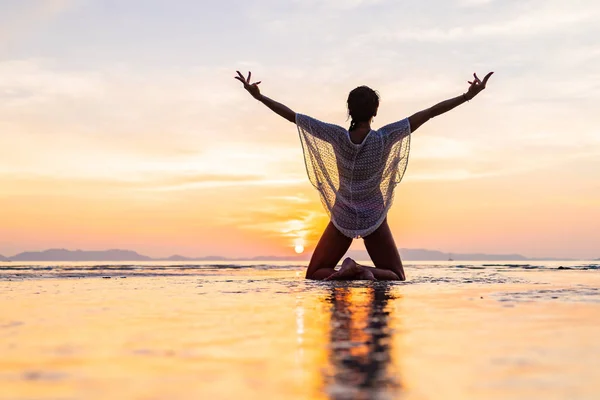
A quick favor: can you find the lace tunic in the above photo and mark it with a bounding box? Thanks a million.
[296,114,411,238]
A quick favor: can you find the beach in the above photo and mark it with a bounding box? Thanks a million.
[1,261,599,399]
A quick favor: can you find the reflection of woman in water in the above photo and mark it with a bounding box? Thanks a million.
[236,70,493,281]
[325,285,398,397]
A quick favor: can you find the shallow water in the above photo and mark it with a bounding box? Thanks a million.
[1,259,598,279]
[1,262,599,399]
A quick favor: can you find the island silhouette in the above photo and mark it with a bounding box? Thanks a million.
[0,248,583,262]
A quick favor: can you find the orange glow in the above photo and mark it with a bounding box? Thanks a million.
[1,166,600,258]
[1,59,599,259]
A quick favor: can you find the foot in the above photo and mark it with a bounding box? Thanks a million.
[325,258,376,281]
[357,266,376,281]
[324,257,362,280]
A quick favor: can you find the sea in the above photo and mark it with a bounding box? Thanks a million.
[1,260,599,399]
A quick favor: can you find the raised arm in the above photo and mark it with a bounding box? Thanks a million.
[235,71,296,123]
[408,72,494,133]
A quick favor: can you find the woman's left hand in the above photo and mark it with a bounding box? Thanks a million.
[465,71,494,100]
[235,70,262,99]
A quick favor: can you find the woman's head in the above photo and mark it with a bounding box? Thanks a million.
[347,86,379,130]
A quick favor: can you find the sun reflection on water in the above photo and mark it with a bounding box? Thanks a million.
[321,285,401,399]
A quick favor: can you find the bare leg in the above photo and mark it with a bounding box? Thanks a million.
[363,218,406,281]
[360,264,400,281]
[305,222,353,280]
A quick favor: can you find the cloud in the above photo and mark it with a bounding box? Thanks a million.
[456,0,495,7]
[263,195,312,204]
[411,136,474,160]
[291,0,386,10]
[147,177,306,192]
[0,1,72,50]
[406,146,600,182]
[2,54,599,193]
[0,59,310,185]
[364,8,598,43]
[218,203,328,249]
[0,59,103,105]
[0,171,308,198]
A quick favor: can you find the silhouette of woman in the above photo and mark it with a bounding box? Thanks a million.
[235,70,493,281]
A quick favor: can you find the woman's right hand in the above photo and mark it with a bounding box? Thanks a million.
[235,70,262,99]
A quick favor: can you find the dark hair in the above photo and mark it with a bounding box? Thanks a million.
[347,86,379,131]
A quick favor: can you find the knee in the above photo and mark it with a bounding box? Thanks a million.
[304,264,320,280]
[395,268,406,281]
[305,264,333,280]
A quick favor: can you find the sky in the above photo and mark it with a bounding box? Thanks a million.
[1,0,599,259]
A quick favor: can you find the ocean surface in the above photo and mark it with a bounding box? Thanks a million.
[1,259,599,278]
[1,261,599,399]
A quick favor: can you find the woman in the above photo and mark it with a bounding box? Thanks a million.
[235,70,493,281]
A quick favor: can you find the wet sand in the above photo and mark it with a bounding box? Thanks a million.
[1,264,599,399]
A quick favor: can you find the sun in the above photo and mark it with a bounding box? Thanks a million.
[294,244,305,254]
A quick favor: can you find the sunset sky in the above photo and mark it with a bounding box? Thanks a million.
[1,0,599,259]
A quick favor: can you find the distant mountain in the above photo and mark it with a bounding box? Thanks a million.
[165,255,308,262]
[9,249,152,262]
[164,255,230,262]
[165,255,192,261]
[3,248,575,262]
[247,255,306,262]
[401,248,529,261]
[345,248,532,261]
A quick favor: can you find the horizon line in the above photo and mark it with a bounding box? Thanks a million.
[1,247,597,262]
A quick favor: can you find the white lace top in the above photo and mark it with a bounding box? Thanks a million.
[296,114,411,238]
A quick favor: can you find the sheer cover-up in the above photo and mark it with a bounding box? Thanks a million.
[296,114,411,239]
